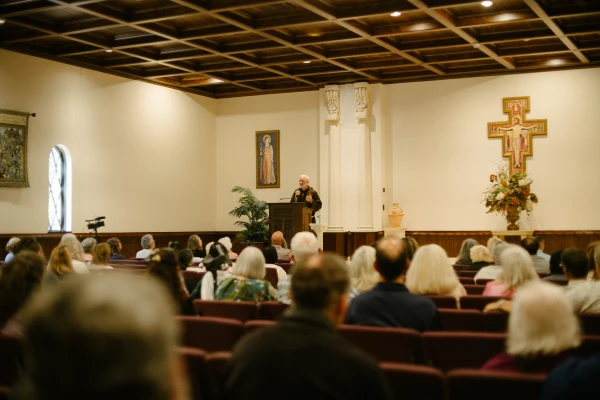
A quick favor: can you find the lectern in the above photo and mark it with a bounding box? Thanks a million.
[269,203,312,246]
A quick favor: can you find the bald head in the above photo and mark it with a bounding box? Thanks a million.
[271,231,284,246]
[375,237,408,282]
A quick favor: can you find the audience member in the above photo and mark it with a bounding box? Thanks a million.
[187,234,206,258]
[136,234,155,258]
[218,236,238,259]
[474,241,509,283]
[406,244,466,303]
[536,236,551,262]
[403,236,419,262]
[562,247,600,313]
[223,253,393,400]
[483,245,539,297]
[586,241,600,281]
[543,250,566,282]
[12,237,44,258]
[271,230,292,260]
[106,237,125,260]
[200,242,233,300]
[349,245,378,293]
[80,237,96,262]
[215,246,276,302]
[262,245,288,281]
[45,245,76,284]
[277,231,320,304]
[482,281,580,373]
[465,245,494,271]
[14,274,185,400]
[87,243,113,270]
[178,249,194,270]
[0,251,45,336]
[521,237,550,274]
[4,237,20,262]
[58,233,90,274]
[455,238,479,265]
[147,248,189,312]
[487,236,502,254]
[541,354,600,400]
[346,236,442,331]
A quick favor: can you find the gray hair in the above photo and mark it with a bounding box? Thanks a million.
[349,246,378,291]
[498,245,539,290]
[470,245,494,263]
[80,237,97,254]
[21,274,179,400]
[455,238,479,265]
[299,174,310,183]
[491,241,509,264]
[141,234,154,249]
[487,236,502,254]
[507,281,581,357]
[232,246,266,279]
[290,232,319,265]
[60,233,85,262]
[6,237,20,252]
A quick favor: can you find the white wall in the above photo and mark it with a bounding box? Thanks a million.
[215,91,320,231]
[0,49,217,233]
[389,68,600,230]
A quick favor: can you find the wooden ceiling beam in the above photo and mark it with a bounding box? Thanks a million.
[456,11,538,28]
[0,1,61,18]
[522,0,589,64]
[372,20,446,37]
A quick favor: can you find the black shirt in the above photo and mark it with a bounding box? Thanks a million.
[290,185,322,215]
[346,282,442,332]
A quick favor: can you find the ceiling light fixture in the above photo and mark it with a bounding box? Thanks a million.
[390,11,402,17]
[303,61,311,64]
[523,38,531,42]
[105,48,113,53]
[481,1,493,7]
[0,19,6,24]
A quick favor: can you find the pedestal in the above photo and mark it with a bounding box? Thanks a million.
[309,223,329,249]
[383,227,407,238]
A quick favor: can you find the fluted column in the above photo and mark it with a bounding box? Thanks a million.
[325,85,343,231]
[355,82,373,230]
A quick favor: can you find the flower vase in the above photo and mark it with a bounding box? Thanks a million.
[506,205,520,231]
[388,203,405,228]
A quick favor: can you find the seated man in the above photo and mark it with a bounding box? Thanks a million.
[80,237,96,262]
[224,253,392,400]
[136,234,155,258]
[521,237,550,274]
[271,231,291,261]
[14,274,186,400]
[346,236,442,332]
[277,231,320,304]
[562,247,600,313]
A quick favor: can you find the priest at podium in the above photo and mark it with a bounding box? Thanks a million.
[291,174,322,222]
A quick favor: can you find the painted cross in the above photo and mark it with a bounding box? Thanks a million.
[488,96,547,176]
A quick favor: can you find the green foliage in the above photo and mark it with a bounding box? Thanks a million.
[483,163,538,216]
[229,186,269,243]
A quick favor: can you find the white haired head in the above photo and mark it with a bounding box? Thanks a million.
[507,280,581,357]
[140,234,154,250]
[498,245,539,290]
[299,175,310,183]
[232,246,266,279]
[406,244,461,295]
[470,245,494,263]
[487,236,502,255]
[491,241,509,264]
[81,237,97,254]
[349,245,378,292]
[218,237,233,251]
[60,233,85,262]
[6,237,20,252]
[290,232,319,265]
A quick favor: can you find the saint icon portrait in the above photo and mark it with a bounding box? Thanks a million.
[256,130,280,188]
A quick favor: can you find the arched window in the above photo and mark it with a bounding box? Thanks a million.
[48,145,72,232]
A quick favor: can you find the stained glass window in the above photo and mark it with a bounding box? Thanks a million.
[48,146,65,231]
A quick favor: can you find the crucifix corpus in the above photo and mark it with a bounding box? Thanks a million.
[488,96,548,176]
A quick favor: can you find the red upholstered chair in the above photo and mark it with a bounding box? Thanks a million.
[244,320,275,335]
[426,296,458,309]
[422,332,506,371]
[580,314,600,336]
[263,267,278,288]
[175,316,245,352]
[438,309,484,332]
[483,311,509,333]
[338,325,423,363]
[459,270,478,277]
[259,301,289,320]
[193,300,259,322]
[446,369,545,400]
[460,296,509,311]
[177,347,210,400]
[459,277,475,285]
[0,333,23,387]
[380,363,445,400]
[464,284,485,295]
[206,352,232,400]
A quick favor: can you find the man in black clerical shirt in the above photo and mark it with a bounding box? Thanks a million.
[291,174,322,221]
[346,236,442,332]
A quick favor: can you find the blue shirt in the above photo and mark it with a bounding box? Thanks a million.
[5,252,14,262]
[345,282,442,332]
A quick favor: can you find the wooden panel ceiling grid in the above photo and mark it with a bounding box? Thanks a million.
[0,0,598,98]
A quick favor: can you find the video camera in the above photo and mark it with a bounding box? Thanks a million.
[86,216,105,230]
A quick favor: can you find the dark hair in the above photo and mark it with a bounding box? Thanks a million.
[455,238,478,265]
[147,248,185,305]
[535,236,545,245]
[106,237,121,255]
[401,237,417,261]
[549,250,564,275]
[521,237,539,255]
[291,253,349,310]
[178,249,193,269]
[0,251,45,327]
[561,248,589,279]
[262,245,278,264]
[13,237,42,256]
[375,237,408,282]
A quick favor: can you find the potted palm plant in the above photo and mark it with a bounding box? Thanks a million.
[229,186,269,247]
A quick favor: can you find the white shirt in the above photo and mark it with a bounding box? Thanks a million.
[474,265,502,283]
[136,249,153,258]
[72,260,90,274]
[265,263,287,282]
[200,270,233,300]
[565,280,600,314]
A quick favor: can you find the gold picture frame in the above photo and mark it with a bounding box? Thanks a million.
[256,130,280,189]
[0,109,30,187]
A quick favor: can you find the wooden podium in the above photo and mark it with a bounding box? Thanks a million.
[269,202,312,245]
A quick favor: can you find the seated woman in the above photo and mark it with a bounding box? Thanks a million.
[215,246,276,302]
[81,237,96,262]
[0,251,45,336]
[543,250,566,282]
[483,245,539,297]
[262,245,288,282]
[147,248,189,313]
[4,237,20,262]
[218,237,238,260]
[187,234,206,259]
[482,281,580,373]
[58,233,90,274]
[406,244,466,303]
[45,245,76,285]
[200,242,233,300]
[349,245,378,295]
[475,241,509,283]
[455,238,479,266]
[87,243,114,270]
[106,237,125,261]
[465,245,494,271]
[587,241,600,281]
[178,249,194,271]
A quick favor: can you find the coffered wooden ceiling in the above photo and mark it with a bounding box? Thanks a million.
[1,0,599,98]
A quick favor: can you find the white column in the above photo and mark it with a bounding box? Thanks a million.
[355,82,373,231]
[325,85,343,232]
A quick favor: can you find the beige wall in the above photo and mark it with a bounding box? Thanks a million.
[0,49,217,233]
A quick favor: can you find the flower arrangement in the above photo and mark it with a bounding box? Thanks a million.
[483,163,538,216]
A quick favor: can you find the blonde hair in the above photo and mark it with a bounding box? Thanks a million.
[470,245,494,263]
[49,245,74,275]
[507,281,581,356]
[406,244,462,296]
[487,236,502,255]
[349,246,378,291]
[232,246,266,279]
[497,245,539,291]
[60,233,85,262]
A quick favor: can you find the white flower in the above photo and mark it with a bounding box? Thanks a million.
[518,179,527,187]
[526,199,533,211]
[496,193,505,201]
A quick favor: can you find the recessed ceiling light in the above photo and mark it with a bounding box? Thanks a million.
[481,1,493,7]
[523,38,531,42]
[0,19,6,24]
[210,78,224,83]
[105,48,113,53]
[303,61,311,64]
[390,11,402,17]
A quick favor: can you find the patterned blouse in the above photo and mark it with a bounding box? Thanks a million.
[215,277,274,302]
